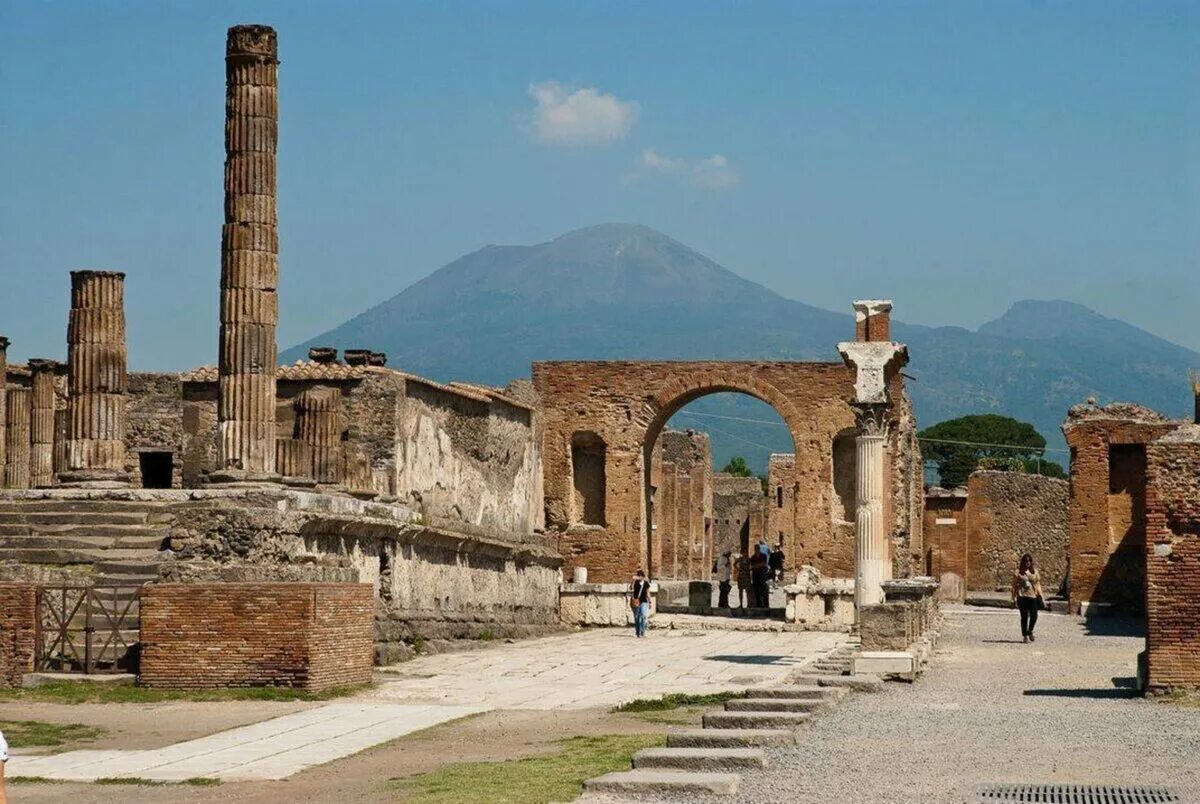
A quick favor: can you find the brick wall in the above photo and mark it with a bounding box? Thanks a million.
[534,360,920,583]
[0,584,36,688]
[922,489,968,600]
[139,583,373,690]
[1063,408,1181,613]
[1144,428,1200,692]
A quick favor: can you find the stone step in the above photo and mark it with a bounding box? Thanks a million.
[632,747,766,771]
[0,524,166,540]
[0,547,158,565]
[93,575,157,586]
[725,698,830,713]
[94,559,166,576]
[0,533,166,551]
[739,686,845,701]
[792,673,884,692]
[0,500,164,514]
[810,662,850,673]
[702,711,810,730]
[0,511,152,526]
[667,728,795,749]
[583,770,740,796]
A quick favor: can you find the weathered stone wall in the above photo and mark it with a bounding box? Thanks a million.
[1144,427,1200,692]
[651,430,712,579]
[396,376,542,538]
[534,360,919,583]
[766,453,795,549]
[1063,402,1183,613]
[0,584,36,687]
[139,582,374,690]
[712,473,764,557]
[125,372,184,487]
[922,488,968,601]
[966,470,1068,593]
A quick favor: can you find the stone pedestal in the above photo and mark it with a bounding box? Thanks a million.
[27,359,56,488]
[59,271,129,487]
[4,388,32,489]
[213,24,281,486]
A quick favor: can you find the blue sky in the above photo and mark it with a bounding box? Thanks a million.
[2,1,1198,369]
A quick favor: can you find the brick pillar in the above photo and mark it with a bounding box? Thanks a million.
[214,24,280,484]
[27,359,57,488]
[853,300,893,343]
[4,388,31,489]
[0,336,8,480]
[59,271,129,487]
[297,387,343,485]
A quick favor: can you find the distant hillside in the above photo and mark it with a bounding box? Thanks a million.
[284,224,1199,471]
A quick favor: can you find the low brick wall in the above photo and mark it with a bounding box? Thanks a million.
[0,584,36,688]
[140,583,374,691]
[1144,431,1200,692]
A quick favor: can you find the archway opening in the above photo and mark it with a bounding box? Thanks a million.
[643,392,798,613]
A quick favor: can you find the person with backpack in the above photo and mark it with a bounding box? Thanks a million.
[630,569,652,638]
[1011,553,1045,643]
[749,548,770,608]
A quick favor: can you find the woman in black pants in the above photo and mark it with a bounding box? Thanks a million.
[1011,553,1044,643]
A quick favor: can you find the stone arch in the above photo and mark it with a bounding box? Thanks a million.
[640,370,804,577]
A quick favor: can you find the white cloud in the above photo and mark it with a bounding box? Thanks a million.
[635,149,740,190]
[527,82,639,146]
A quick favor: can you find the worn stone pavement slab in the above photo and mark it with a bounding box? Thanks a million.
[373,627,847,709]
[7,702,487,782]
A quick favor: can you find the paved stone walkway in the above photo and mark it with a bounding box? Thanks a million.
[8,703,487,782]
[8,626,844,782]
[372,627,847,709]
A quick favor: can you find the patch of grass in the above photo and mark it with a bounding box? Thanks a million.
[0,681,368,705]
[0,720,104,748]
[390,733,665,803]
[95,777,167,786]
[1157,691,1200,709]
[611,691,738,713]
[626,707,707,725]
[183,777,222,786]
[8,776,70,785]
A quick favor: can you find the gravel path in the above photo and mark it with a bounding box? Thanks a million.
[609,605,1200,804]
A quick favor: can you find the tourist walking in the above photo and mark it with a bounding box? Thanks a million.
[735,551,752,608]
[750,548,770,608]
[769,541,786,584]
[630,569,652,638]
[1011,553,1044,643]
[715,550,733,609]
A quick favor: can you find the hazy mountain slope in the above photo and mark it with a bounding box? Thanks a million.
[283,224,1199,470]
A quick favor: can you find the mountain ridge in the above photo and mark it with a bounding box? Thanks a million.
[282,223,1199,469]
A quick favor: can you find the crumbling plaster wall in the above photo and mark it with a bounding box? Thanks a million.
[966,470,1068,592]
[125,372,184,487]
[713,473,764,557]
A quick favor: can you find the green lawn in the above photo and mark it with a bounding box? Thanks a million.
[0,720,103,748]
[0,681,367,705]
[390,734,665,803]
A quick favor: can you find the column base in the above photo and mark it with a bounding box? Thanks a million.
[56,469,131,488]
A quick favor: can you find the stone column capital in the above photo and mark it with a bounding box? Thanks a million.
[837,341,908,405]
[27,358,58,374]
[850,402,890,438]
[852,299,893,319]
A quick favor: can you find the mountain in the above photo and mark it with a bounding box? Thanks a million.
[283,224,1200,471]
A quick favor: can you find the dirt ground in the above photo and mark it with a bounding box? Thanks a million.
[5,706,686,803]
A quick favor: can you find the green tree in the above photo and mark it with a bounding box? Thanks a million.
[919,414,1064,487]
[722,456,751,477]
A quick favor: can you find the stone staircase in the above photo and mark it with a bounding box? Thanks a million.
[583,671,881,797]
[0,500,172,585]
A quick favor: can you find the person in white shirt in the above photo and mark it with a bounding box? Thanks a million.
[1,726,8,804]
[714,551,733,609]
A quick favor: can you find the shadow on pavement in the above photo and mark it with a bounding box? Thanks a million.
[1023,687,1141,700]
[703,654,800,665]
[1081,614,1145,638]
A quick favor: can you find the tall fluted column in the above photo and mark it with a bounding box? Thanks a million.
[27,359,57,487]
[296,386,343,485]
[838,307,908,617]
[852,403,888,608]
[53,408,68,478]
[59,271,129,486]
[0,336,8,480]
[5,388,32,489]
[214,24,280,484]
